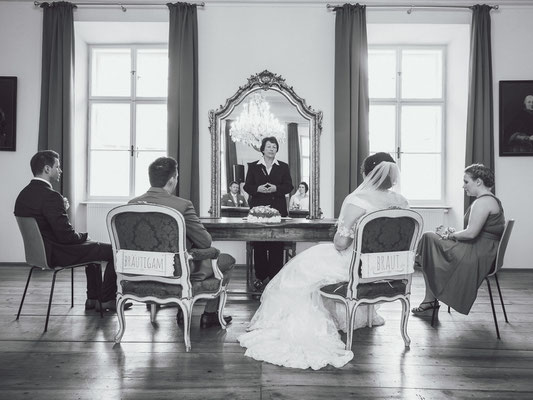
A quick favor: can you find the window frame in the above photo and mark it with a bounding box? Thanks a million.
[368,44,447,206]
[87,43,168,201]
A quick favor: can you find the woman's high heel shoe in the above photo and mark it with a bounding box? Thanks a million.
[412,300,440,315]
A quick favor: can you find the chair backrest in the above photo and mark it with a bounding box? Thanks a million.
[15,216,50,269]
[106,204,192,292]
[347,208,424,297]
[489,219,515,276]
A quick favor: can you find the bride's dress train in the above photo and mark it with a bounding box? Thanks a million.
[238,161,408,370]
[238,242,384,370]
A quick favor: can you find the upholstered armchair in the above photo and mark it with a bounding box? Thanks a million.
[320,209,423,351]
[106,204,229,351]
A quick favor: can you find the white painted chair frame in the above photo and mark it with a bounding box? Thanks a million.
[106,204,228,351]
[320,209,423,351]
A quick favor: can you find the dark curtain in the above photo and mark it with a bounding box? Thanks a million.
[224,119,237,189]
[465,5,494,212]
[334,3,369,216]
[287,122,301,195]
[38,1,75,201]
[167,2,199,210]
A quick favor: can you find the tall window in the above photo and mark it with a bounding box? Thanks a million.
[88,45,168,199]
[368,46,445,203]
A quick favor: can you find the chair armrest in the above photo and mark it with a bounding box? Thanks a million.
[189,247,220,261]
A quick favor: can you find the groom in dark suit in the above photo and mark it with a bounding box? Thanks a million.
[129,156,235,328]
[14,150,121,311]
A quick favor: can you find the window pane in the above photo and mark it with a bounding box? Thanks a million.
[136,104,167,150]
[369,105,396,153]
[89,151,130,197]
[134,151,167,196]
[401,105,442,152]
[91,48,131,97]
[300,135,310,157]
[401,154,441,200]
[368,49,396,99]
[401,49,442,99]
[90,103,130,150]
[136,49,169,97]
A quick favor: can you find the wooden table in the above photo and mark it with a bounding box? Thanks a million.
[200,217,337,294]
[200,217,337,242]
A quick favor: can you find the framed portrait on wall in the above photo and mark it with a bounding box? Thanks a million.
[0,77,17,152]
[499,80,533,156]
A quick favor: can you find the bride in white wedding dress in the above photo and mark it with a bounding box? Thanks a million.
[238,152,409,370]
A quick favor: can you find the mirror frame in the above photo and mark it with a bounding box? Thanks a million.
[208,70,322,219]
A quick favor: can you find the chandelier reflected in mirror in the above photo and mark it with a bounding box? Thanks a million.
[229,92,286,151]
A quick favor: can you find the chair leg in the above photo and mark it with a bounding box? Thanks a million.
[114,294,127,344]
[71,268,74,308]
[494,273,509,323]
[181,300,194,352]
[399,297,411,347]
[217,289,229,329]
[431,299,438,327]
[97,263,105,318]
[486,278,501,340]
[44,269,61,332]
[17,266,37,320]
[345,301,357,351]
[367,304,374,328]
[150,303,157,324]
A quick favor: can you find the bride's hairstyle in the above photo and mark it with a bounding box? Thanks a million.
[361,152,396,190]
[464,164,495,188]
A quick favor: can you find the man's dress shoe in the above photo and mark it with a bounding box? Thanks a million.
[200,312,232,328]
[96,300,133,312]
[85,299,97,310]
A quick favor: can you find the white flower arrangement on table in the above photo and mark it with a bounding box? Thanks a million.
[247,205,282,223]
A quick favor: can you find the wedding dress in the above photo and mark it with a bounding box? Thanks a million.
[238,162,409,370]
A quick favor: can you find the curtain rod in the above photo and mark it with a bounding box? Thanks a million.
[34,1,205,12]
[326,3,499,12]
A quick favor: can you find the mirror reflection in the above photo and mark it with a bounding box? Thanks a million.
[220,90,310,217]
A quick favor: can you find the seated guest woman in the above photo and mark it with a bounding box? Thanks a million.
[221,181,248,207]
[289,181,309,211]
[413,164,505,316]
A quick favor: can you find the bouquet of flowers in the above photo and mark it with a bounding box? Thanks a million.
[435,225,456,240]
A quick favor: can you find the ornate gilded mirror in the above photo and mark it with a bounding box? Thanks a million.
[209,70,322,219]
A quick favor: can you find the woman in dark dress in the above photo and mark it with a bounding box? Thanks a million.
[243,137,293,289]
[413,164,505,315]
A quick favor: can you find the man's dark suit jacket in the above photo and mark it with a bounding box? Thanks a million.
[243,160,293,216]
[14,179,88,263]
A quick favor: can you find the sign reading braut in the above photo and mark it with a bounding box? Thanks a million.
[115,249,176,277]
[360,251,415,279]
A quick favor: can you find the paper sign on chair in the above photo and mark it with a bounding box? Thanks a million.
[360,251,415,278]
[115,249,175,277]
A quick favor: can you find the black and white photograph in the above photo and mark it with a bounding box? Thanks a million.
[1,1,533,399]
[0,76,17,151]
[499,80,533,156]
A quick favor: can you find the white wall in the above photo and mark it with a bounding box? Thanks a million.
[0,2,42,262]
[0,2,531,268]
[492,7,533,269]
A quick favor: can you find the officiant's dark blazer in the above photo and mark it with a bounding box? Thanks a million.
[14,180,88,262]
[244,160,293,217]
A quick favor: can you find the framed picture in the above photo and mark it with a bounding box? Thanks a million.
[0,77,17,152]
[499,80,533,156]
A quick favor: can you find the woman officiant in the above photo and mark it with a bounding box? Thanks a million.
[244,136,293,291]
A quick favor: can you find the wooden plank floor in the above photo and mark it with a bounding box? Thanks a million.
[1,265,532,399]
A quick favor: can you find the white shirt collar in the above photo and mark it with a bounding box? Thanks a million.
[32,177,53,189]
[257,156,279,167]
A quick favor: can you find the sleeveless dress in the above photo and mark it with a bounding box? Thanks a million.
[416,195,505,315]
[238,190,408,370]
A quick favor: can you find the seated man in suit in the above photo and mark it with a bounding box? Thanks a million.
[221,181,249,207]
[129,156,235,328]
[14,150,127,311]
